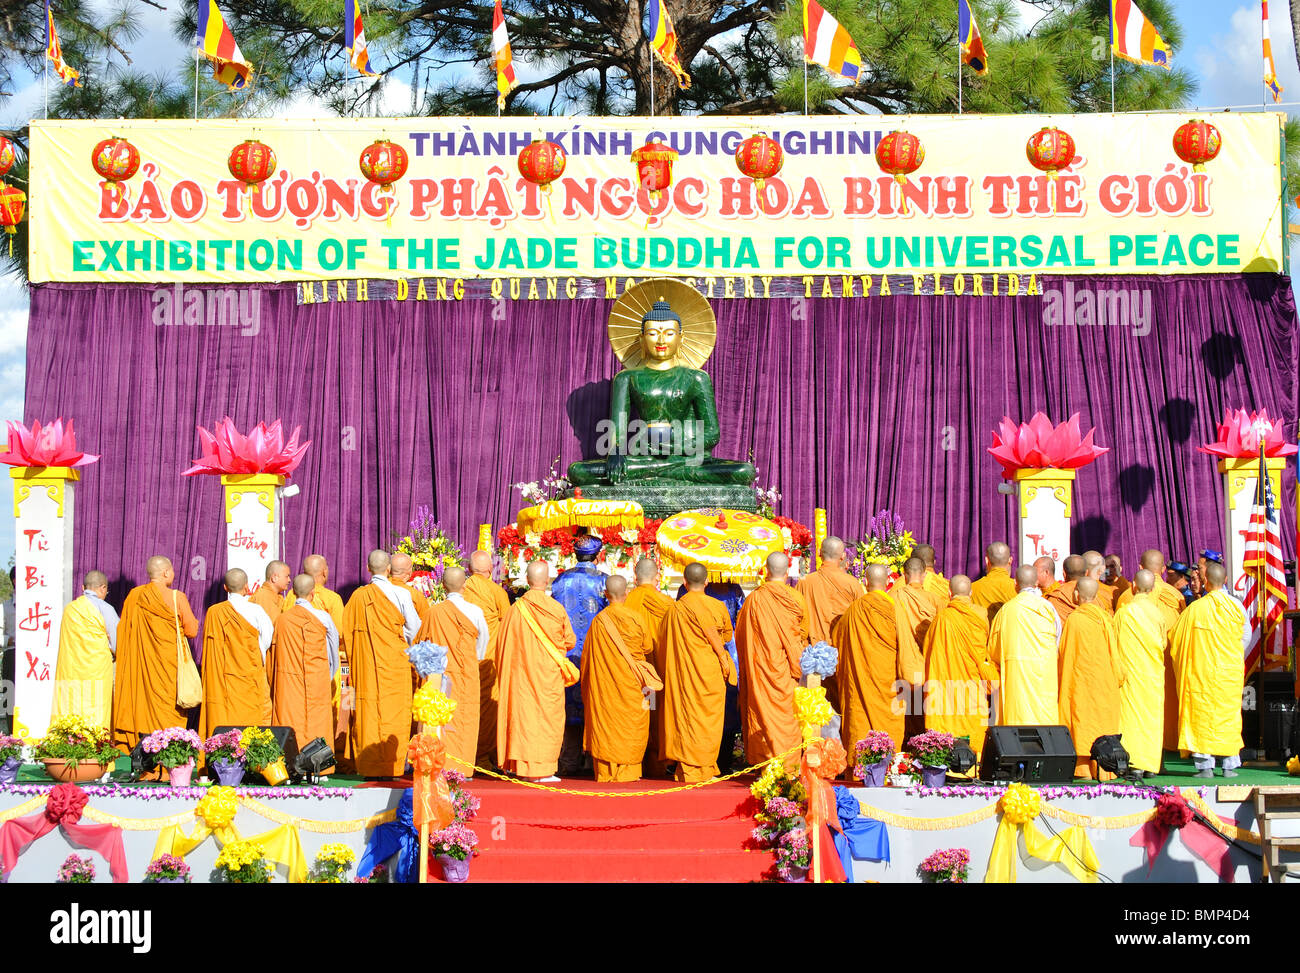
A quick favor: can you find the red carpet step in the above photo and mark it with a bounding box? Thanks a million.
[443,778,772,883]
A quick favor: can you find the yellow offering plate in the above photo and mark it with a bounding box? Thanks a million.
[516,497,645,534]
[656,508,785,582]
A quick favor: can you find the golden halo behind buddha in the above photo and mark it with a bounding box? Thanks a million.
[608,278,717,370]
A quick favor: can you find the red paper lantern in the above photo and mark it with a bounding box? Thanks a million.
[227,139,277,194]
[1025,126,1075,179]
[359,139,409,196]
[1172,118,1222,173]
[735,132,784,192]
[90,136,140,202]
[875,130,925,213]
[0,137,14,179]
[631,139,679,203]
[517,138,567,194]
[0,183,26,257]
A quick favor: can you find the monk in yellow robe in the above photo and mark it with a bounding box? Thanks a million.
[581,575,661,782]
[1113,569,1170,777]
[251,560,290,624]
[465,550,511,770]
[735,553,809,770]
[659,562,737,782]
[989,565,1061,725]
[271,573,338,757]
[1045,555,1084,625]
[923,575,997,757]
[970,542,1017,624]
[287,555,350,771]
[344,550,419,778]
[1171,562,1247,778]
[796,536,863,710]
[112,556,200,753]
[418,567,483,777]
[1116,549,1185,749]
[1057,579,1122,780]
[626,557,675,775]
[52,571,118,729]
[913,544,951,605]
[200,568,274,739]
[833,564,904,760]
[495,561,576,781]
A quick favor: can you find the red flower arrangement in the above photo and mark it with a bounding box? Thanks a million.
[987,412,1108,480]
[1197,408,1297,460]
[1154,792,1193,830]
[0,418,99,468]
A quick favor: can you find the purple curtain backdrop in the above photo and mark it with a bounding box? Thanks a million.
[24,274,1299,612]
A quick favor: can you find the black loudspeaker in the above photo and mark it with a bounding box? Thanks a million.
[1263,701,1296,760]
[212,725,300,781]
[979,725,1076,784]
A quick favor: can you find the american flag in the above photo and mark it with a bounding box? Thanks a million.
[1242,452,1287,678]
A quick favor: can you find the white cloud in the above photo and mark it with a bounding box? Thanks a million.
[1191,4,1300,110]
[0,308,28,359]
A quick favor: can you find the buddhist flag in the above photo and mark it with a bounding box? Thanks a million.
[44,0,81,87]
[646,0,691,89]
[1110,0,1170,69]
[345,0,377,76]
[1263,0,1284,103]
[195,0,252,90]
[803,0,861,82]
[958,0,987,75]
[493,0,516,107]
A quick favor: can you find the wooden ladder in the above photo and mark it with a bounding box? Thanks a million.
[1253,787,1300,882]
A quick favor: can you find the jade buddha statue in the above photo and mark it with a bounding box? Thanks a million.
[567,298,755,486]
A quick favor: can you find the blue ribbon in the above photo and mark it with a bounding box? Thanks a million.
[832,785,890,883]
[357,790,421,884]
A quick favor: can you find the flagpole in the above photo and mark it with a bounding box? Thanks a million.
[649,42,655,120]
[44,56,49,120]
[1261,4,1267,110]
[803,56,809,116]
[1109,4,1115,113]
[194,49,200,120]
[956,37,962,115]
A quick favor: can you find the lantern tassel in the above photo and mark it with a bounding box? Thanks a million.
[755,179,766,216]
[543,184,555,224]
[895,174,910,216]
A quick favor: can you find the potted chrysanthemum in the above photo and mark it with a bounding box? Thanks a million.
[852,731,896,787]
[142,727,203,787]
[203,730,247,786]
[917,847,970,883]
[0,735,23,785]
[774,828,812,883]
[143,854,192,884]
[430,822,478,883]
[239,727,287,785]
[906,730,955,788]
[309,843,357,883]
[56,854,96,884]
[34,716,118,783]
[214,839,271,884]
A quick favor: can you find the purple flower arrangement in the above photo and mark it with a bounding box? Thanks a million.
[0,782,358,800]
[0,736,23,763]
[774,828,811,880]
[905,730,955,768]
[354,864,389,884]
[852,732,896,775]
[142,727,202,769]
[441,769,481,823]
[918,847,970,883]
[430,822,479,861]
[751,795,805,848]
[203,730,246,762]
[143,854,191,883]
[56,854,96,884]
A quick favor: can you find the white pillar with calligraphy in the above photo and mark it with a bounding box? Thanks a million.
[10,466,77,740]
[1013,469,1075,577]
[1219,457,1286,599]
[222,473,284,589]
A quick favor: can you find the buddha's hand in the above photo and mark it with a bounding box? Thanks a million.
[604,454,628,484]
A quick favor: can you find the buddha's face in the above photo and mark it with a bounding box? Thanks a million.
[641,319,682,366]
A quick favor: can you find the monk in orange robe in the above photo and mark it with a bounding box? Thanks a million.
[970,542,1018,624]
[290,555,350,771]
[796,537,863,710]
[1045,554,1085,624]
[464,550,511,769]
[1080,551,1118,616]
[913,544,951,605]
[391,553,434,627]
[923,575,998,757]
[833,564,904,764]
[581,575,661,782]
[659,562,737,782]
[892,557,939,738]
[1057,578,1123,780]
[496,561,577,781]
[736,553,810,770]
[271,574,338,757]
[417,566,483,776]
[1115,549,1185,749]
[1105,554,1130,608]
[200,568,273,739]
[343,550,418,778]
[251,560,290,624]
[626,557,674,775]
[112,555,200,753]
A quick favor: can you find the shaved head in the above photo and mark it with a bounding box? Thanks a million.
[766,552,789,579]
[368,549,391,576]
[605,575,628,602]
[1083,551,1104,579]
[903,557,925,581]
[292,573,315,599]
[1062,555,1086,581]
[1017,564,1040,591]
[1204,561,1227,589]
[469,550,494,576]
[1034,557,1055,588]
[390,552,413,581]
[1104,554,1123,580]
[950,574,971,597]
[265,559,290,582]
[634,557,658,583]
[914,544,936,567]
[820,536,846,562]
[865,563,890,590]
[146,555,172,580]
[443,566,467,593]
[83,570,108,591]
[985,542,1011,568]
[1139,549,1166,574]
[684,562,708,589]
[525,560,550,589]
[223,568,248,593]
[1074,577,1099,604]
[1133,569,1156,593]
[302,554,326,575]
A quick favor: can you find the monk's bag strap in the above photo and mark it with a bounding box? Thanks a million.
[173,590,202,710]
[516,602,581,687]
[597,612,664,692]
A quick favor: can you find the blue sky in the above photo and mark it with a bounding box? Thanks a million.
[1,0,1298,563]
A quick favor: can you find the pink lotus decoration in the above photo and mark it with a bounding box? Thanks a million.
[0,418,99,468]
[988,412,1108,479]
[1197,408,1297,460]
[182,417,310,477]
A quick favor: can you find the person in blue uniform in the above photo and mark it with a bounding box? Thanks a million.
[552,534,609,775]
